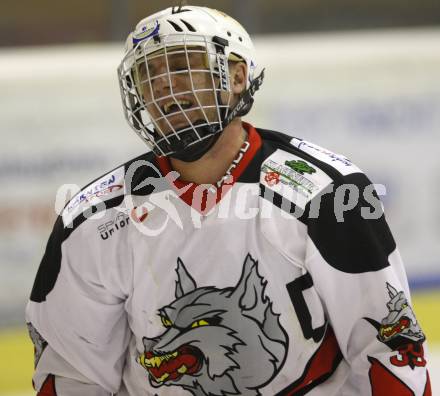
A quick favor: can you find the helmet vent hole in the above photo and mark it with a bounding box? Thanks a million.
[227,31,232,37]
[167,20,183,32]
[238,36,243,42]
[180,19,196,32]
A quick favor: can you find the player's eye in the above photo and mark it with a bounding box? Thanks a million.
[136,62,152,78]
[172,65,188,73]
[161,316,173,328]
[191,319,210,328]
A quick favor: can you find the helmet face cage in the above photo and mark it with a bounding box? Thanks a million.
[118,33,235,157]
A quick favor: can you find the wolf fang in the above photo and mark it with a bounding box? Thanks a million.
[138,254,288,395]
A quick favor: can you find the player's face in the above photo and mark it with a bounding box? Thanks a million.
[137,48,222,136]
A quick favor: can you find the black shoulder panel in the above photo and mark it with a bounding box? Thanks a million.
[29,151,158,304]
[306,172,396,273]
[29,194,125,303]
[29,150,167,303]
[30,216,64,303]
[123,151,164,196]
[255,128,396,274]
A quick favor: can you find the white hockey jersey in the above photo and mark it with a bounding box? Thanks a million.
[26,123,432,396]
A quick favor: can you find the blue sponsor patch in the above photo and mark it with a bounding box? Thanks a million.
[133,21,160,45]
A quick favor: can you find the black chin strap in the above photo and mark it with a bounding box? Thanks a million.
[224,68,265,124]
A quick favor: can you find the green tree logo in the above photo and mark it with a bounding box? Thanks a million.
[284,160,316,175]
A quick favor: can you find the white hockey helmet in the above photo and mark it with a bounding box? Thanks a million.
[118,5,264,160]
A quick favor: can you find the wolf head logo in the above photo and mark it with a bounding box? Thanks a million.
[378,283,425,344]
[138,254,288,395]
[364,283,426,369]
[365,283,425,346]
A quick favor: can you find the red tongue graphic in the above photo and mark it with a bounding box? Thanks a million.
[383,317,410,338]
[147,346,202,381]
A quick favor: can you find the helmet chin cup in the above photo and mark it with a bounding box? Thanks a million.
[154,122,220,162]
[168,133,221,162]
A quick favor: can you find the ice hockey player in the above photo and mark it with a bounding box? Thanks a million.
[26,4,431,395]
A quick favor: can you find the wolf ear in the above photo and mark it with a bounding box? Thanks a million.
[175,258,197,298]
[386,282,398,298]
[232,254,267,321]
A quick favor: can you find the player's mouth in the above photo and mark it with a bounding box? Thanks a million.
[138,345,204,385]
[379,316,411,340]
[161,99,194,116]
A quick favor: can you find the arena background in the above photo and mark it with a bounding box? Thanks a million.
[1,1,439,394]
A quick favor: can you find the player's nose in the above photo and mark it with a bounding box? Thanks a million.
[153,71,179,97]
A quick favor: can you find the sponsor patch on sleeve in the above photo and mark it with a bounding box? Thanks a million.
[261,149,332,209]
[62,166,125,226]
[290,138,361,176]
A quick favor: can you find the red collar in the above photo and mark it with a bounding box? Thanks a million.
[156,122,262,214]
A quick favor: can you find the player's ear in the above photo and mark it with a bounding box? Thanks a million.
[230,62,247,95]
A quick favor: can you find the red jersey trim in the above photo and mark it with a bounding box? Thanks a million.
[424,371,432,396]
[276,326,343,395]
[156,122,262,214]
[368,356,415,396]
[37,374,57,396]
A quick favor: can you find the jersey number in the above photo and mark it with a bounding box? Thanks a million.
[286,272,326,343]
